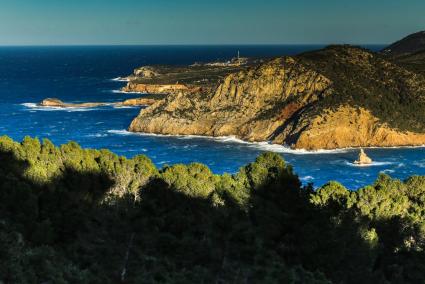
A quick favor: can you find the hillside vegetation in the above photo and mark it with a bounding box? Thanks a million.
[1,136,425,283]
[298,45,425,132]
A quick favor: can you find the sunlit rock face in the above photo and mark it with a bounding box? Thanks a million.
[129,46,425,150]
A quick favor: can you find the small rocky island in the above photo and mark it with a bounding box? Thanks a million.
[40,98,109,108]
[354,149,373,165]
[39,95,165,109]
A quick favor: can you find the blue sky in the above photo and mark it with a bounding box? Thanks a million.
[0,0,424,45]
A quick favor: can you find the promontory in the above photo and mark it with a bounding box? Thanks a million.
[123,34,425,150]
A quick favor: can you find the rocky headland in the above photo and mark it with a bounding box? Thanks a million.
[121,58,262,95]
[40,98,109,108]
[127,42,425,150]
[39,95,165,109]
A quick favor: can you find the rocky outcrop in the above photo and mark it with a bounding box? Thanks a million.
[287,106,425,149]
[133,66,159,78]
[354,149,372,165]
[115,96,164,107]
[40,98,108,108]
[39,96,164,109]
[122,83,196,94]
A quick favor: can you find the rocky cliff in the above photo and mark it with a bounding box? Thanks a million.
[122,83,194,94]
[129,45,425,150]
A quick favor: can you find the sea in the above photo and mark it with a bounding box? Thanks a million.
[0,45,424,190]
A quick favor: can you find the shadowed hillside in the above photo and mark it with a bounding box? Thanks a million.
[1,136,425,283]
[382,31,425,56]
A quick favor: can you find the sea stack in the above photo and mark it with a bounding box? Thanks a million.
[354,149,373,165]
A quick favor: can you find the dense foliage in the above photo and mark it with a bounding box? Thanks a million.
[1,136,425,283]
[298,45,425,132]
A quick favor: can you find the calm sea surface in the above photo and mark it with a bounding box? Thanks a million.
[0,45,423,189]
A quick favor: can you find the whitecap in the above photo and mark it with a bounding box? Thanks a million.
[20,102,111,112]
[21,103,38,108]
[111,90,147,95]
[344,161,395,167]
[111,77,130,82]
[301,176,315,182]
[381,169,395,174]
[106,130,352,155]
[413,160,425,168]
[107,129,134,136]
[85,133,108,138]
[112,105,140,109]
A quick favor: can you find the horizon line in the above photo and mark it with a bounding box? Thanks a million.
[0,43,388,47]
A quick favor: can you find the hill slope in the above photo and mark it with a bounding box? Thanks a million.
[382,31,425,75]
[382,31,425,56]
[129,46,425,150]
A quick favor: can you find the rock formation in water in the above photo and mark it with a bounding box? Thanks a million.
[128,45,425,150]
[40,98,108,108]
[39,95,164,109]
[354,149,373,165]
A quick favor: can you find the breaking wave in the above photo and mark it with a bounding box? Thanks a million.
[111,90,147,94]
[20,103,100,112]
[344,161,395,167]
[111,77,129,82]
[106,129,351,155]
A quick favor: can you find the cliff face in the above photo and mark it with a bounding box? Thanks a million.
[122,83,194,94]
[129,46,425,150]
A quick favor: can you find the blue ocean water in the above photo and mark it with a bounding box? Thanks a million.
[0,45,424,189]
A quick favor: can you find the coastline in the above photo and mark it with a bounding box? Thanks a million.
[109,129,425,154]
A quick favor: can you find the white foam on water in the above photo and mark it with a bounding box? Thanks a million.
[107,129,135,136]
[106,130,353,155]
[20,102,115,112]
[381,169,395,174]
[413,160,425,168]
[300,175,315,182]
[20,103,98,112]
[111,77,130,82]
[112,105,141,109]
[344,161,395,167]
[111,90,147,95]
[85,133,108,138]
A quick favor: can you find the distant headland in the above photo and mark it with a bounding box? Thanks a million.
[39,32,425,150]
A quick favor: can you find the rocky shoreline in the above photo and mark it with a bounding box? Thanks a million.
[39,34,425,150]
[125,45,425,150]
